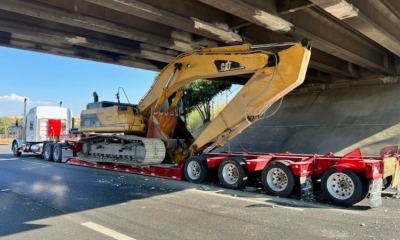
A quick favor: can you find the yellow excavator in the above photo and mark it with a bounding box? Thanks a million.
[79,40,311,166]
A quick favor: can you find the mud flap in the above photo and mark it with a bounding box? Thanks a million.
[300,176,314,201]
[61,148,73,163]
[370,178,383,208]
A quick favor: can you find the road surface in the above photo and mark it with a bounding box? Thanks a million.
[0,144,399,240]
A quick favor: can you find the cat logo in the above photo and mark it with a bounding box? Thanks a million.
[221,61,232,71]
[213,60,245,72]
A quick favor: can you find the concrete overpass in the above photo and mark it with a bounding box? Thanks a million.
[0,0,400,82]
[1,0,400,154]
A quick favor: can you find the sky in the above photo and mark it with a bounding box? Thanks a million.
[0,47,157,117]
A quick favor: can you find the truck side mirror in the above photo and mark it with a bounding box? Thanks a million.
[16,120,18,127]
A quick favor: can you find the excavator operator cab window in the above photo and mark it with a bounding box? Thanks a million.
[118,106,128,111]
[165,93,187,123]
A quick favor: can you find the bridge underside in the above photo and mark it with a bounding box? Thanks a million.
[0,0,399,86]
[2,0,400,154]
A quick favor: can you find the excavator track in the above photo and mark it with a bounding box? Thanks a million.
[77,135,166,166]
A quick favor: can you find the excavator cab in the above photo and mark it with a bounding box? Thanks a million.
[80,100,146,134]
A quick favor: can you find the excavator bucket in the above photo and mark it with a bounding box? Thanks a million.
[147,108,193,162]
[147,111,180,141]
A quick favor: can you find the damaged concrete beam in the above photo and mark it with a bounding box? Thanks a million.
[241,24,359,78]
[197,0,294,32]
[288,7,394,74]
[199,0,394,74]
[84,0,242,43]
[0,0,193,52]
[310,0,400,57]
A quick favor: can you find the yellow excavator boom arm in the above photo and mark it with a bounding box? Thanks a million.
[138,41,311,158]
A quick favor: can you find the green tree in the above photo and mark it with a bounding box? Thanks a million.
[0,117,11,135]
[184,80,231,124]
[73,117,81,129]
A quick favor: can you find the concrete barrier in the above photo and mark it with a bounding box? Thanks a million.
[218,83,400,155]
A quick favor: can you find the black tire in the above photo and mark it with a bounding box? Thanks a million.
[321,167,364,207]
[52,144,64,163]
[383,176,393,191]
[184,155,209,183]
[43,143,54,161]
[262,161,296,197]
[218,157,248,189]
[359,178,370,201]
[12,141,21,157]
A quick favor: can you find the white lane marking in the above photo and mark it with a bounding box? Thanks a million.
[0,158,18,161]
[188,189,304,211]
[82,222,136,240]
[189,189,366,215]
[21,160,50,166]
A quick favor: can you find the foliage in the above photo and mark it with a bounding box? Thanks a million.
[187,110,203,132]
[184,80,231,123]
[73,117,81,129]
[0,117,11,135]
[187,102,227,132]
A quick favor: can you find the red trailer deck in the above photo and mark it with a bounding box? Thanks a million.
[65,145,400,208]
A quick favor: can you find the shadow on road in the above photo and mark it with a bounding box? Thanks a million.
[0,150,384,237]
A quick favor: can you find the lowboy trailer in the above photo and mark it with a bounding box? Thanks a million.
[47,134,399,208]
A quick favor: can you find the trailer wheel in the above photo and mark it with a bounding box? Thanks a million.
[262,161,296,197]
[218,157,248,189]
[321,167,364,207]
[184,155,209,184]
[52,144,63,163]
[43,143,54,161]
[12,141,21,157]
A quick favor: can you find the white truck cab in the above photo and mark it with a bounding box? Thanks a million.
[12,105,73,157]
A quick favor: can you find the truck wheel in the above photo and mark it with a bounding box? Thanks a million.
[43,143,54,161]
[321,167,364,207]
[262,161,296,197]
[218,157,248,189]
[52,144,63,163]
[12,141,21,157]
[184,155,209,184]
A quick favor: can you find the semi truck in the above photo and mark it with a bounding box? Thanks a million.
[11,99,74,162]
[12,40,399,207]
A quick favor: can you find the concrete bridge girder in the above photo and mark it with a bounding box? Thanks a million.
[197,0,394,75]
[0,0,399,84]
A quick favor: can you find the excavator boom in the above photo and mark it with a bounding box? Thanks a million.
[140,40,311,159]
[80,40,311,165]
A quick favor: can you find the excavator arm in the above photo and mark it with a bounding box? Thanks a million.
[138,40,311,162]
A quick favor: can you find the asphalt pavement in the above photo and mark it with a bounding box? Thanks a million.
[0,144,399,240]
